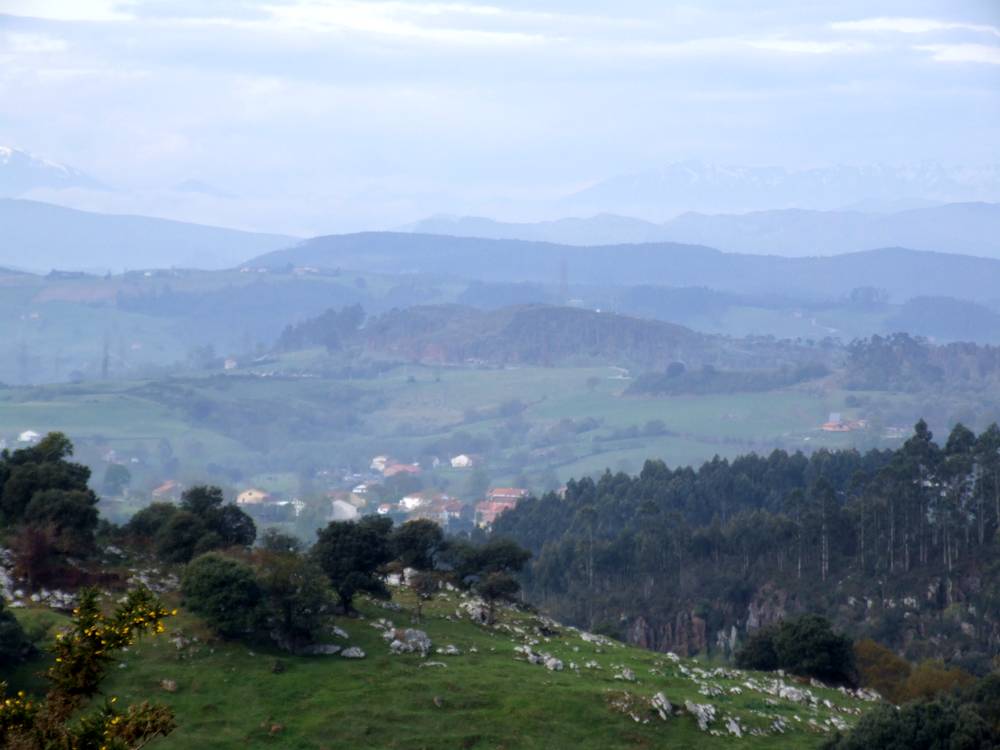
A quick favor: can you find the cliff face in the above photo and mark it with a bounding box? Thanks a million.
[612,564,999,671]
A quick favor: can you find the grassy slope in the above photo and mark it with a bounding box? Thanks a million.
[11,588,870,750]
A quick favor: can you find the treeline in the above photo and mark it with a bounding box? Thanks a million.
[847,332,1000,391]
[493,420,1000,670]
[627,361,829,396]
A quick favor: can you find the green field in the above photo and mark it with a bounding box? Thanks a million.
[9,586,873,749]
[0,359,893,517]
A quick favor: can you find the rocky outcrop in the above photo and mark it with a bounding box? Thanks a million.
[626,610,707,655]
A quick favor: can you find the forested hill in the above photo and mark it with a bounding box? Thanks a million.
[249,232,1000,302]
[276,303,830,371]
[493,420,1000,674]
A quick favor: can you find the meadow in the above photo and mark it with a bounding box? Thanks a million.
[9,585,873,750]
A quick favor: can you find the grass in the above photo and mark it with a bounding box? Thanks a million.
[11,587,872,750]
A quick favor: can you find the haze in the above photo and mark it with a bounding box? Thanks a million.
[1,0,999,239]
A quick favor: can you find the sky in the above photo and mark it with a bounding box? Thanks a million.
[1,0,999,234]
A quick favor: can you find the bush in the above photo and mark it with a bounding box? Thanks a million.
[854,638,911,703]
[736,615,855,685]
[182,554,262,638]
[896,659,974,703]
[735,627,779,672]
[822,675,1000,750]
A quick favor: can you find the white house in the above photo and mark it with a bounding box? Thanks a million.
[400,494,426,511]
[17,430,40,444]
[370,455,390,472]
[329,499,360,521]
[450,454,473,469]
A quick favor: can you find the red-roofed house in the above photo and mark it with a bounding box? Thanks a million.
[486,487,529,502]
[475,499,519,528]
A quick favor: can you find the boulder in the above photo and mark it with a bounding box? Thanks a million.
[650,692,673,720]
[160,679,178,693]
[386,628,432,656]
[544,656,563,671]
[684,701,716,731]
[299,644,342,656]
[341,647,365,659]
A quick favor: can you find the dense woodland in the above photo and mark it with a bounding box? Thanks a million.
[495,420,1000,672]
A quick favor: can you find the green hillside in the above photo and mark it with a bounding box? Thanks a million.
[10,585,875,749]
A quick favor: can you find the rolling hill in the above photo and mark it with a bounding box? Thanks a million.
[251,233,1000,303]
[1,198,297,272]
[405,202,1000,259]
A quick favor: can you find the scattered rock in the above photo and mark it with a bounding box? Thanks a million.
[544,656,563,671]
[160,679,178,693]
[420,661,448,668]
[341,647,365,659]
[613,667,636,682]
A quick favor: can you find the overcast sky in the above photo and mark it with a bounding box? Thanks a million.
[1,0,999,233]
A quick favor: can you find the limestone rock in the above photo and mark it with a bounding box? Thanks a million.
[341,647,365,659]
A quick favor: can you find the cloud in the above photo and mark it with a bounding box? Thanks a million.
[832,17,1000,38]
[0,0,131,21]
[1,31,68,53]
[915,43,1000,65]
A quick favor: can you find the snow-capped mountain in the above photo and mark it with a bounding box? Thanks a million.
[561,161,1000,219]
[0,146,106,196]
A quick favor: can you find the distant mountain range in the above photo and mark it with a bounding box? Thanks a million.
[0,146,106,196]
[557,161,1000,218]
[250,232,1000,303]
[404,202,1000,259]
[1,198,296,272]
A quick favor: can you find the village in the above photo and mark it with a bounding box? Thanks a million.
[217,453,535,535]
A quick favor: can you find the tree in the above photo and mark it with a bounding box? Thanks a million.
[255,548,333,651]
[182,554,262,639]
[140,486,257,563]
[0,588,175,750]
[312,516,394,612]
[23,489,99,556]
[102,464,131,496]
[155,510,209,564]
[475,572,521,625]
[259,528,302,554]
[181,485,256,548]
[409,571,439,623]
[391,519,444,570]
[124,502,177,541]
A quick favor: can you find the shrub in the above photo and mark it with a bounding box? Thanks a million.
[854,638,911,703]
[736,615,855,685]
[0,588,175,750]
[736,627,779,672]
[182,554,262,638]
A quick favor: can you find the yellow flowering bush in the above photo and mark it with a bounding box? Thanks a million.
[0,587,176,749]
